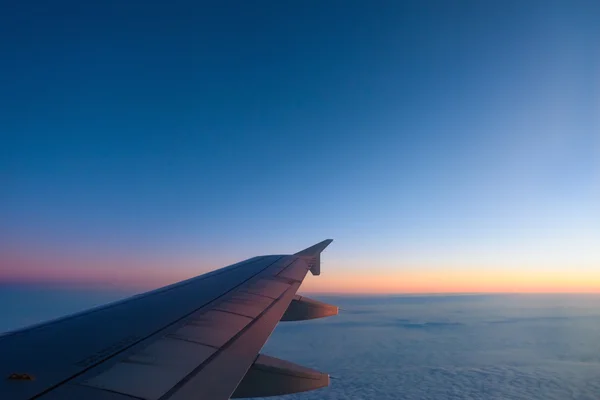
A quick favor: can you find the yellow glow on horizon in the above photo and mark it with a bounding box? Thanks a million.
[300,267,600,294]
[3,247,600,294]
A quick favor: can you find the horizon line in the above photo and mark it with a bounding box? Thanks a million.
[2,280,600,296]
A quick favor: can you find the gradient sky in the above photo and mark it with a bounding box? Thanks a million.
[1,1,599,293]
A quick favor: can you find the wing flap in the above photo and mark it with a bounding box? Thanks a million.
[164,280,302,400]
[281,295,339,321]
[166,310,252,348]
[80,338,216,400]
[230,354,329,398]
[214,292,274,318]
[242,278,291,299]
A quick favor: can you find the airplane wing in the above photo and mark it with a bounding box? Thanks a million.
[0,239,337,400]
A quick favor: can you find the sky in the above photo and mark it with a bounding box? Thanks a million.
[1,1,599,293]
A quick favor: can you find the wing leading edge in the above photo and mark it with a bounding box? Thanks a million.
[0,240,337,400]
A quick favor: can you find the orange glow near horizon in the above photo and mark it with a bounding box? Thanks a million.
[2,249,600,294]
[301,267,600,294]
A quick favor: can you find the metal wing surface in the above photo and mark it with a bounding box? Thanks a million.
[0,239,337,400]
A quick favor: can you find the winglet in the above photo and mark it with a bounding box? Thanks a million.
[294,239,333,276]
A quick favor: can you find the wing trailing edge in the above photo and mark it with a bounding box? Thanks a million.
[231,354,329,398]
[232,240,337,398]
[281,295,338,321]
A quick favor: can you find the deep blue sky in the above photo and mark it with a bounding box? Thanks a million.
[2,1,599,291]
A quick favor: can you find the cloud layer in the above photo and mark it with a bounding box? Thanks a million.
[3,289,600,399]
[258,294,600,399]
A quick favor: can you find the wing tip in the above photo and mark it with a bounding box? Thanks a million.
[294,239,333,257]
[294,239,333,276]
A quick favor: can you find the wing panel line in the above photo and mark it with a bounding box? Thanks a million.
[160,270,300,399]
[30,256,290,400]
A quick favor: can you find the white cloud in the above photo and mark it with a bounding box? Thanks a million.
[256,295,600,399]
